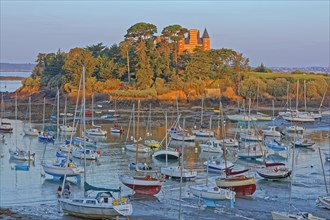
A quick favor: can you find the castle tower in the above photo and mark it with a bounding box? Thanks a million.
[202,28,210,51]
[177,28,210,54]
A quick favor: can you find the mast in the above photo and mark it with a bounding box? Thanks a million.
[91,93,94,126]
[220,102,228,172]
[42,97,45,131]
[318,148,329,194]
[257,78,259,112]
[29,96,32,128]
[15,93,17,150]
[135,100,140,165]
[296,80,299,111]
[57,88,60,140]
[82,66,87,185]
[165,112,168,167]
[201,97,204,127]
[304,80,307,112]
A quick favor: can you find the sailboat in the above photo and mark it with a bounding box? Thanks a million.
[9,94,35,161]
[256,150,292,180]
[152,112,180,160]
[125,103,151,153]
[161,117,197,180]
[23,96,39,136]
[85,93,107,136]
[59,96,76,132]
[38,97,55,143]
[190,115,235,207]
[144,104,160,149]
[192,97,215,137]
[0,93,13,133]
[110,98,124,133]
[316,148,330,210]
[215,102,256,196]
[120,100,163,195]
[59,66,133,219]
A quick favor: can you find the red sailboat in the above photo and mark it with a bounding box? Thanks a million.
[215,101,256,196]
[120,100,163,195]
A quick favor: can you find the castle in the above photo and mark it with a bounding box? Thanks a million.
[178,28,210,54]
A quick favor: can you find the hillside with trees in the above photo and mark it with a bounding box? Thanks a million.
[19,22,329,103]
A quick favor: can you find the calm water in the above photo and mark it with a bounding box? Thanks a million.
[0,72,31,92]
[0,116,329,219]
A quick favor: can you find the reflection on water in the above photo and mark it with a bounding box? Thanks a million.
[0,118,329,219]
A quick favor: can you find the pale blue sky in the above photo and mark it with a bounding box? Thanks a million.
[0,0,329,67]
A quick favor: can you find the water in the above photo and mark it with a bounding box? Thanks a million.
[0,72,31,92]
[0,117,329,219]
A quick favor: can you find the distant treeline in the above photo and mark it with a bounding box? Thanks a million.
[0,63,35,72]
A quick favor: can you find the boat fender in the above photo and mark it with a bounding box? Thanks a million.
[121,198,127,203]
[112,199,119,206]
[97,149,101,155]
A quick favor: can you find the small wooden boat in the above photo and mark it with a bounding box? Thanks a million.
[170,132,196,142]
[42,158,84,177]
[0,122,13,133]
[110,123,124,133]
[23,126,39,136]
[266,139,287,151]
[85,127,107,136]
[292,138,315,148]
[204,158,234,171]
[261,126,281,137]
[200,139,223,153]
[38,132,55,143]
[257,162,292,180]
[219,138,239,147]
[9,149,35,161]
[215,175,256,196]
[120,175,163,195]
[161,166,197,180]
[152,149,180,160]
[125,143,152,153]
[60,190,133,219]
[189,185,235,201]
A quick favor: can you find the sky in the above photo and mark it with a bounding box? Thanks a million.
[0,0,329,67]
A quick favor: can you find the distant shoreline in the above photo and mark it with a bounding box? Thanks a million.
[0,76,26,80]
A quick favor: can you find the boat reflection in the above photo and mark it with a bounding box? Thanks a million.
[129,193,160,202]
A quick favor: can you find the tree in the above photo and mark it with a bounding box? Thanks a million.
[254,63,272,73]
[266,78,288,100]
[161,25,188,74]
[238,77,259,98]
[62,48,97,91]
[86,43,106,57]
[134,41,154,89]
[125,22,157,42]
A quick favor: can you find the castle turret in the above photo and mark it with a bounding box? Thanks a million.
[202,28,210,51]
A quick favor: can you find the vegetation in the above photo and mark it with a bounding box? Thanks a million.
[20,22,329,102]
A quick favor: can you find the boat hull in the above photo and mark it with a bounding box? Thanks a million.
[189,185,235,200]
[120,176,162,195]
[216,176,256,196]
[60,200,132,219]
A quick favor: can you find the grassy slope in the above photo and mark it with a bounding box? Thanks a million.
[246,71,330,81]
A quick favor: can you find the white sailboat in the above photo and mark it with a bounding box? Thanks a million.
[86,93,107,136]
[192,97,215,137]
[153,112,180,160]
[60,96,76,132]
[144,104,160,149]
[60,67,132,218]
[23,96,39,136]
[190,114,235,207]
[0,93,13,133]
[121,100,163,195]
[9,93,35,161]
[125,104,151,153]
